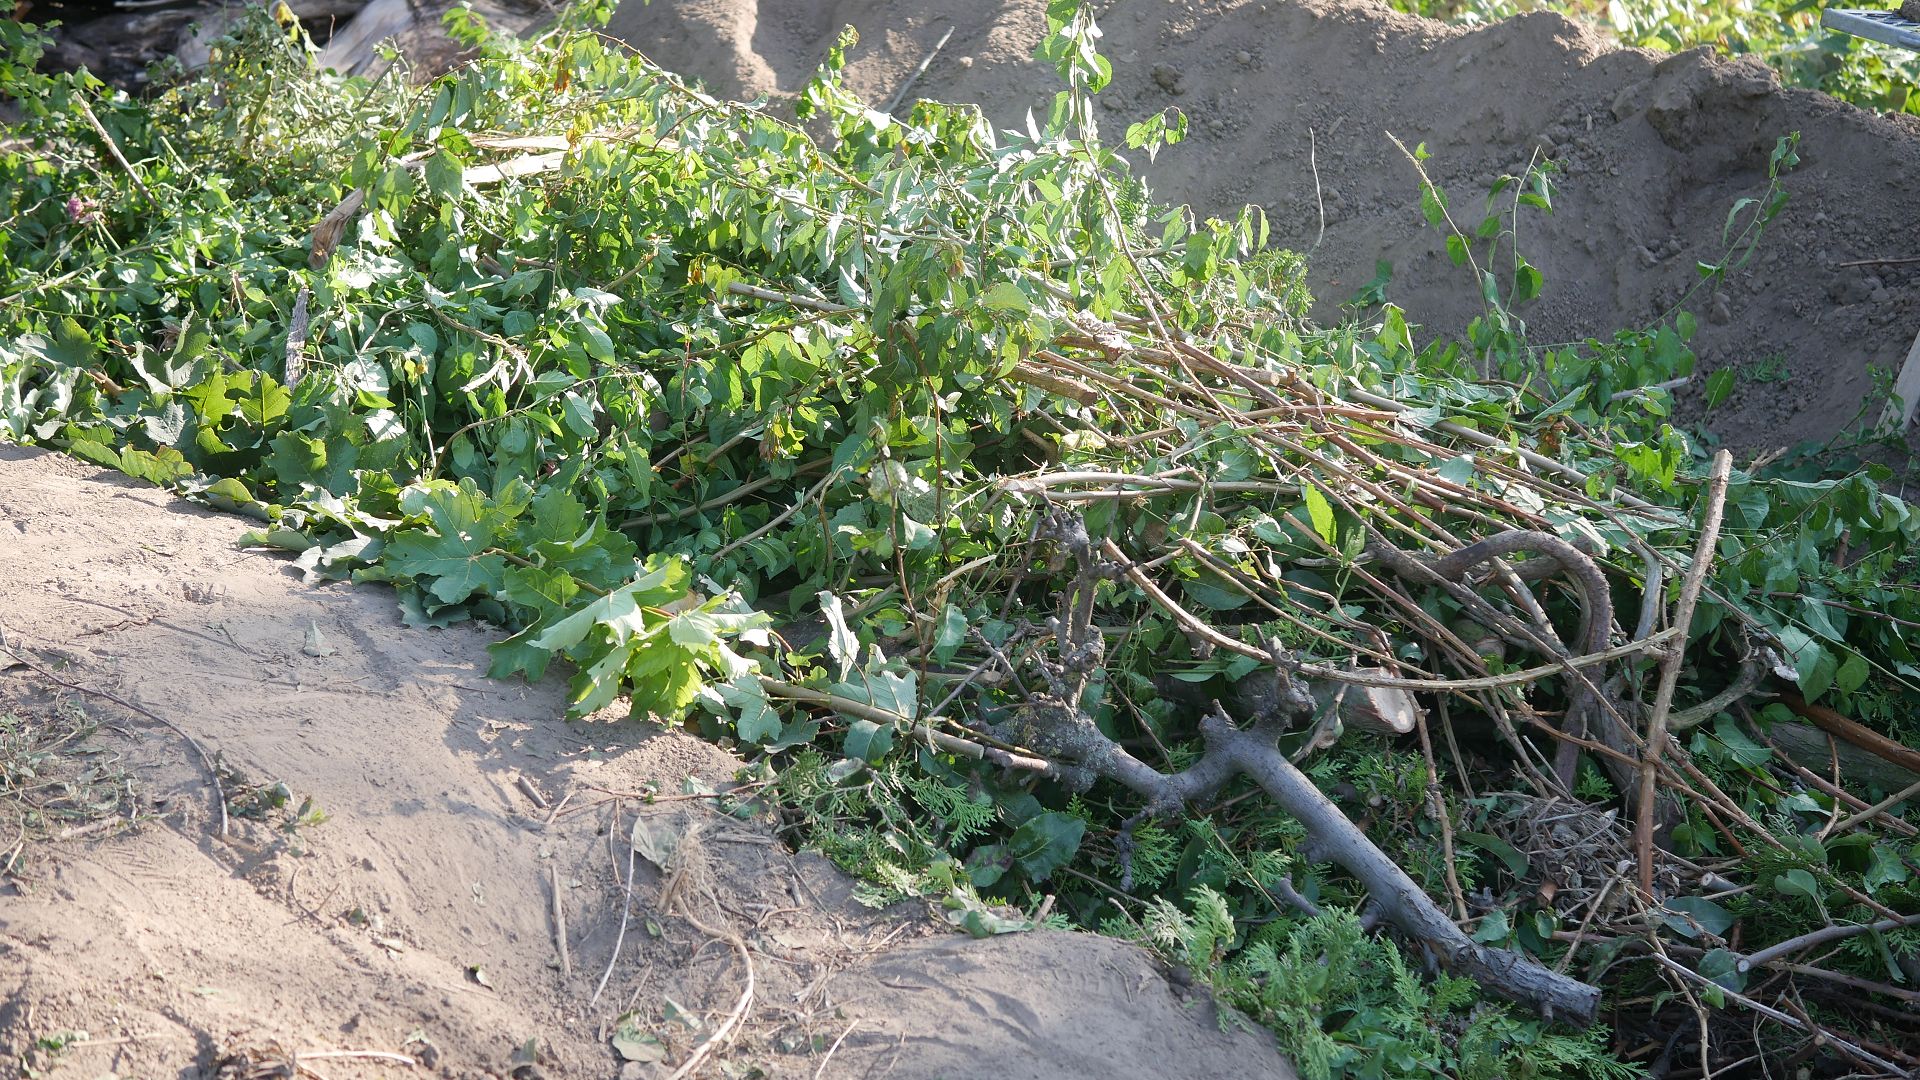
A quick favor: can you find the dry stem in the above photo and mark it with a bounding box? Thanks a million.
[1637,449,1731,893]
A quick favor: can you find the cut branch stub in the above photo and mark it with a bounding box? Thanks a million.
[1315,670,1417,735]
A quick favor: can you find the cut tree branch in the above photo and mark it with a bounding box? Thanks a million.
[1020,697,1601,1025]
[1637,451,1731,893]
[1029,520,1601,1025]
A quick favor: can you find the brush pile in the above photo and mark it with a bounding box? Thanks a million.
[4,4,1919,1075]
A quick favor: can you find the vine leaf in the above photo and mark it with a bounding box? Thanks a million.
[1008,811,1085,881]
[718,675,782,744]
[384,481,511,604]
[1662,895,1734,939]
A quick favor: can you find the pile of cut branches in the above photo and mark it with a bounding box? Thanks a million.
[4,4,1918,1076]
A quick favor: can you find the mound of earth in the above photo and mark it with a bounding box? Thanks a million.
[0,444,1294,1080]
[610,0,1920,452]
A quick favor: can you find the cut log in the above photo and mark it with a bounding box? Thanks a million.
[1769,720,1920,795]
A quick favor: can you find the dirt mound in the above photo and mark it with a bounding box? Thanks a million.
[610,0,1920,451]
[0,445,1293,1080]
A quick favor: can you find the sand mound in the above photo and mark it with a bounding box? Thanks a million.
[0,445,1292,1080]
[610,0,1920,450]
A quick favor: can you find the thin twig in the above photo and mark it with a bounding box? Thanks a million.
[1836,255,1920,268]
[1308,127,1326,251]
[664,903,756,1080]
[75,98,154,202]
[710,466,842,562]
[1105,536,1682,691]
[517,774,550,810]
[1738,911,1920,973]
[1413,703,1470,922]
[883,25,955,115]
[619,459,829,529]
[1826,775,1920,836]
[294,1050,415,1066]
[813,1018,859,1080]
[592,837,639,1004]
[1637,450,1731,894]
[1645,952,1903,1075]
[551,864,571,978]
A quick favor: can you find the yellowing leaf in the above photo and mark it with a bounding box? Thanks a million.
[1303,485,1337,545]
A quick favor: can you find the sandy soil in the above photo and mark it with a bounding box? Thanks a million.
[609,0,1920,451]
[0,444,1295,1080]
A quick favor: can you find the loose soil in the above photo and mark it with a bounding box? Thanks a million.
[0,445,1293,1080]
[609,0,1920,452]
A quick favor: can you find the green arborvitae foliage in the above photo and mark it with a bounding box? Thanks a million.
[6,4,1919,1076]
[1126,895,1639,1080]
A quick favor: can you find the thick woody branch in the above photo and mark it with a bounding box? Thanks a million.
[1023,516,1600,1025]
[1021,696,1601,1026]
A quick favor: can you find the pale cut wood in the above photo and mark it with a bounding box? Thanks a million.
[1874,325,1920,434]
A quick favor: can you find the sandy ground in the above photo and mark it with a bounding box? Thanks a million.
[0,444,1295,1080]
[609,0,1920,452]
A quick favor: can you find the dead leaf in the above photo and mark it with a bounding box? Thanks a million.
[611,1016,666,1063]
[301,622,335,658]
[629,814,681,872]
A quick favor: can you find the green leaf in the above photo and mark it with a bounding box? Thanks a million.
[488,624,553,681]
[1696,948,1746,994]
[719,675,782,744]
[1662,895,1734,939]
[236,373,291,427]
[502,564,580,617]
[425,149,465,200]
[1703,369,1735,409]
[611,1020,665,1064]
[1302,485,1336,545]
[830,664,918,723]
[1865,845,1911,892]
[965,843,1013,888]
[942,885,1030,936]
[1458,831,1530,879]
[1471,908,1510,944]
[819,590,857,681]
[1710,714,1771,768]
[977,282,1031,314]
[1773,868,1821,903]
[932,604,967,663]
[1834,651,1870,695]
[531,558,686,652]
[844,718,893,762]
[383,482,509,605]
[1775,625,1835,700]
[1007,811,1084,881]
[1512,260,1543,304]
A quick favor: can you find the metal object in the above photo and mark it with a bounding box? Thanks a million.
[1821,8,1920,51]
